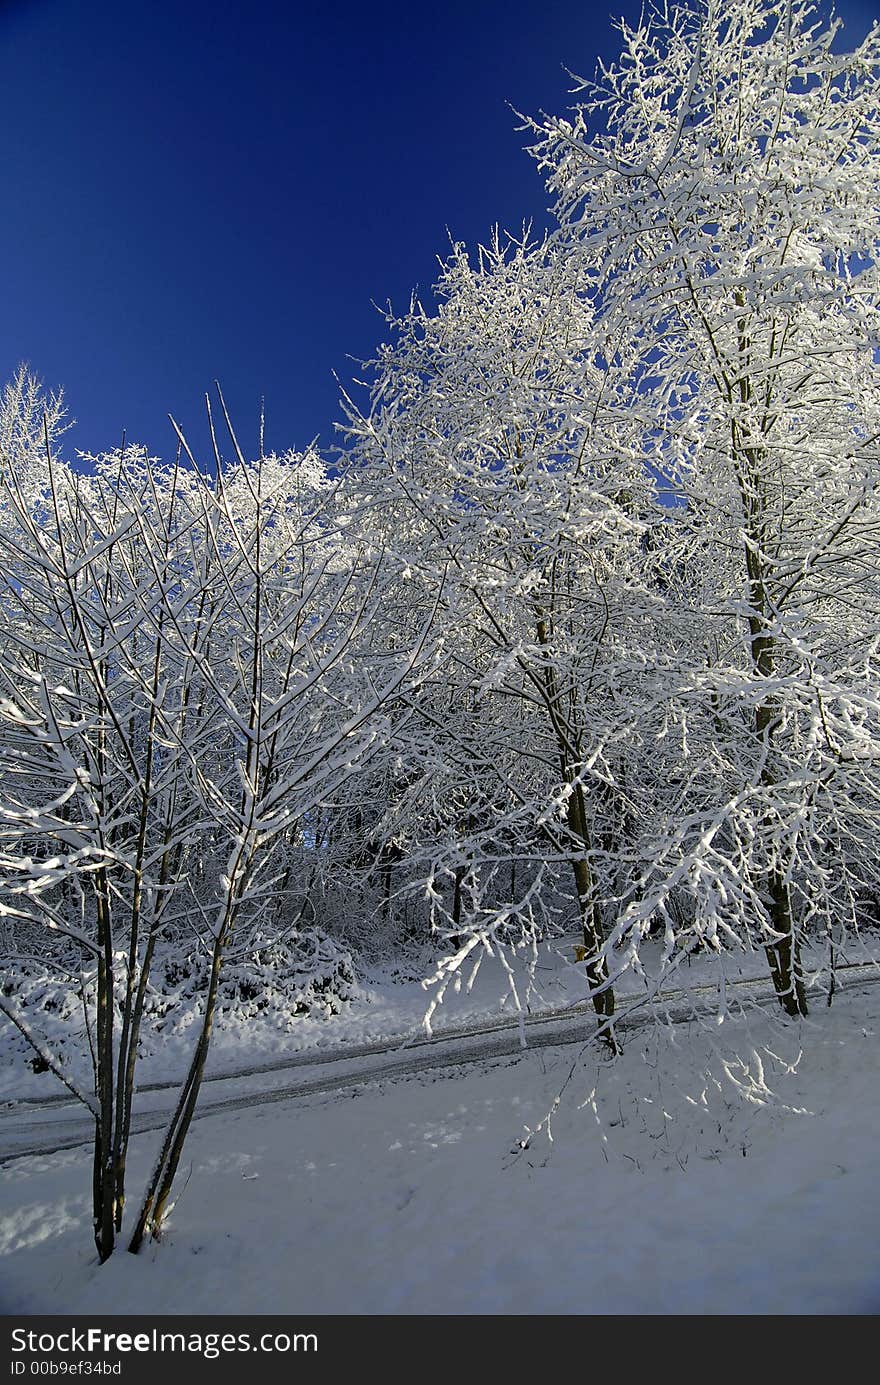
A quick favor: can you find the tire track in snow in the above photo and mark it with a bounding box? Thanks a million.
[2,961,878,1163]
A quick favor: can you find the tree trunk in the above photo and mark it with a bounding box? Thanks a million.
[567,786,617,1048]
[754,687,808,1018]
[128,927,227,1252]
[93,872,116,1263]
[532,609,617,1043]
[450,862,466,949]
[763,867,808,1017]
[744,495,808,1019]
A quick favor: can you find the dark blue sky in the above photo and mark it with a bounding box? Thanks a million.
[1,0,877,462]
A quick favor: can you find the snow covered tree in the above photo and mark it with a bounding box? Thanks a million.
[129,404,438,1250]
[0,432,205,1260]
[0,388,438,1260]
[342,232,669,1039]
[531,0,880,1014]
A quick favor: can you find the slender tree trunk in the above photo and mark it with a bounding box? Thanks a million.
[128,926,227,1253]
[567,785,616,1030]
[533,610,617,1041]
[93,867,116,1262]
[737,420,808,1019]
[762,866,807,1016]
[450,862,466,949]
[382,855,392,931]
[751,621,808,1018]
[113,926,160,1231]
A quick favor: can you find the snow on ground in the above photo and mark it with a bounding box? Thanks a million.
[4,931,861,1102]
[2,968,879,1315]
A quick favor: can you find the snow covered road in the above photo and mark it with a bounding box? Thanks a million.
[4,963,877,1163]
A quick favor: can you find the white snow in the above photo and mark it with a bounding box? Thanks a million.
[2,951,879,1315]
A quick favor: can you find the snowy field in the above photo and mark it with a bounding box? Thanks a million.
[2,946,879,1316]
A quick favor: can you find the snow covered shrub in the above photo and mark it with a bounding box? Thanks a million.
[143,927,358,1030]
[0,964,87,1082]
